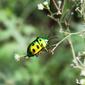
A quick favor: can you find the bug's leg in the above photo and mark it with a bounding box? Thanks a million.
[44,47,48,52]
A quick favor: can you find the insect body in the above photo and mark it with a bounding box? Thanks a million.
[14,37,48,62]
[27,37,48,57]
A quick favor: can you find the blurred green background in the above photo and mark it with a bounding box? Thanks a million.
[0,0,85,85]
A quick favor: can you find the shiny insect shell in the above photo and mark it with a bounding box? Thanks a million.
[27,37,48,57]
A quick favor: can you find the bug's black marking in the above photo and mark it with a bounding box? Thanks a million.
[32,49,35,53]
[36,45,39,49]
[40,39,41,41]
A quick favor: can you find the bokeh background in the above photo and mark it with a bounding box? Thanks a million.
[0,0,85,85]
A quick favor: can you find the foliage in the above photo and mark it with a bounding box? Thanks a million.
[0,0,85,85]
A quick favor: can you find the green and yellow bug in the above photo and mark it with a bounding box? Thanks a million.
[15,37,48,61]
[27,37,48,57]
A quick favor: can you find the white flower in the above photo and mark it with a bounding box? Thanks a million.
[72,59,77,64]
[59,28,63,33]
[37,1,49,10]
[80,79,85,85]
[81,0,83,3]
[82,51,85,55]
[80,69,85,76]
[76,79,85,85]
[43,1,48,6]
[14,54,21,61]
[37,3,44,10]
[43,1,50,9]
[76,79,80,84]
[58,0,62,8]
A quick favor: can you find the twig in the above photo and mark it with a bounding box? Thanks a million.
[51,30,85,54]
[68,36,79,66]
[51,33,71,54]
[68,36,85,69]
[47,14,63,29]
[51,0,59,10]
[47,14,58,22]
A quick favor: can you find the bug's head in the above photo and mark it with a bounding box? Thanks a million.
[37,37,48,48]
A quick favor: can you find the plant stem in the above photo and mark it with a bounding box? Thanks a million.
[47,15,62,29]
[51,33,71,54]
[68,36,79,66]
[47,14,58,22]
[51,0,59,10]
[51,30,85,54]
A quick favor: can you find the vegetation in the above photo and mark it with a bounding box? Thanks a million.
[0,0,85,85]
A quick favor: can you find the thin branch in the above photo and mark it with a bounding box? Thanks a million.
[68,36,85,69]
[51,30,85,54]
[47,14,58,22]
[47,14,63,29]
[68,36,79,66]
[51,33,71,54]
[51,0,59,10]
